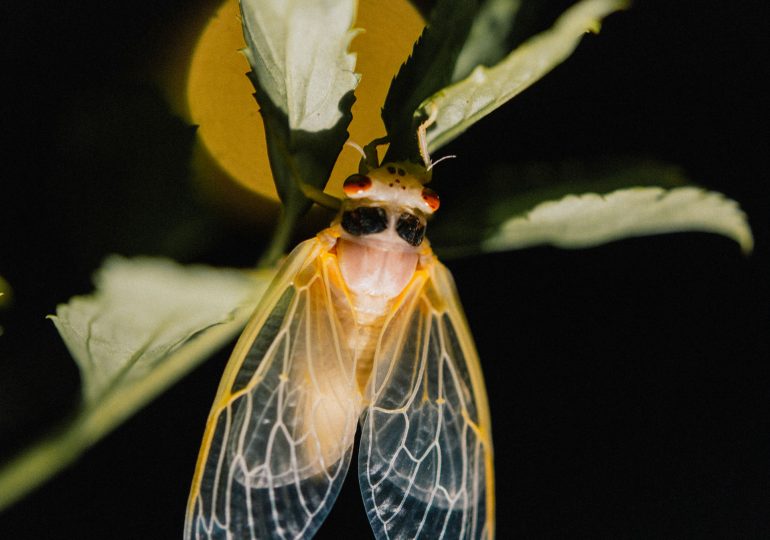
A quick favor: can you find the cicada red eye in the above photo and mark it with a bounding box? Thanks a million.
[343,174,372,196]
[421,187,440,212]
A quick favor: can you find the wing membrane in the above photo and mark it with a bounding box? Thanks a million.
[359,261,494,540]
[186,239,362,540]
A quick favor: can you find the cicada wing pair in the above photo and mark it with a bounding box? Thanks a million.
[185,237,494,539]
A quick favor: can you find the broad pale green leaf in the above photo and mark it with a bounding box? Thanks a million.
[452,0,522,82]
[240,0,359,133]
[429,157,691,257]
[421,0,628,152]
[382,0,480,162]
[239,0,359,258]
[54,257,267,405]
[0,257,273,511]
[482,187,753,254]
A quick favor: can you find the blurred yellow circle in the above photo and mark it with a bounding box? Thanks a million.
[180,0,424,208]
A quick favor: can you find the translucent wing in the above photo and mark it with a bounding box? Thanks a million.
[186,238,363,540]
[358,260,495,539]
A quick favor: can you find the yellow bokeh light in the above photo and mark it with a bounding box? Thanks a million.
[181,0,424,208]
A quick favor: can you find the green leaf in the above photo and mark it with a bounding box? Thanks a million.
[420,0,628,152]
[239,0,359,262]
[452,0,522,82]
[430,157,690,256]
[483,187,753,254]
[382,0,480,162]
[255,88,354,265]
[240,0,359,133]
[0,257,273,511]
[482,158,692,226]
[429,157,753,258]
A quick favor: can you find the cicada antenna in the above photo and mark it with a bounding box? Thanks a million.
[345,140,366,160]
[427,154,456,171]
[346,139,380,174]
[359,136,388,174]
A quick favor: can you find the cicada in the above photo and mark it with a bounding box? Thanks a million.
[185,124,495,539]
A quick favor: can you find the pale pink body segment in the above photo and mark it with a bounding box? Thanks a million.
[337,238,418,317]
[333,161,437,321]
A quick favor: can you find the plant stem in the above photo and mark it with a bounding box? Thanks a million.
[257,205,302,268]
[0,309,254,511]
[0,417,85,511]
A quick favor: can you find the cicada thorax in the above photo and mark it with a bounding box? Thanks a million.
[325,161,440,391]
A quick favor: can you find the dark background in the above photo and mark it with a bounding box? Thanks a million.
[1,0,768,538]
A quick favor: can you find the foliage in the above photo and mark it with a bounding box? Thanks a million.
[0,0,753,512]
[0,258,272,510]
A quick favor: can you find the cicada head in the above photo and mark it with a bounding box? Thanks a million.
[338,162,439,250]
[342,161,438,214]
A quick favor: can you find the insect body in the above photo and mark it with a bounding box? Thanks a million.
[185,157,494,539]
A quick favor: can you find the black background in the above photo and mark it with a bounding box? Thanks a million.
[1,0,768,538]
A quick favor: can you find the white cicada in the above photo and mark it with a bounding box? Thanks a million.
[185,131,494,539]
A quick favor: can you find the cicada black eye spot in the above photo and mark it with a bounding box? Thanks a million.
[341,206,388,236]
[387,166,396,174]
[396,212,426,246]
[421,187,440,212]
[397,168,406,176]
[342,174,372,196]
